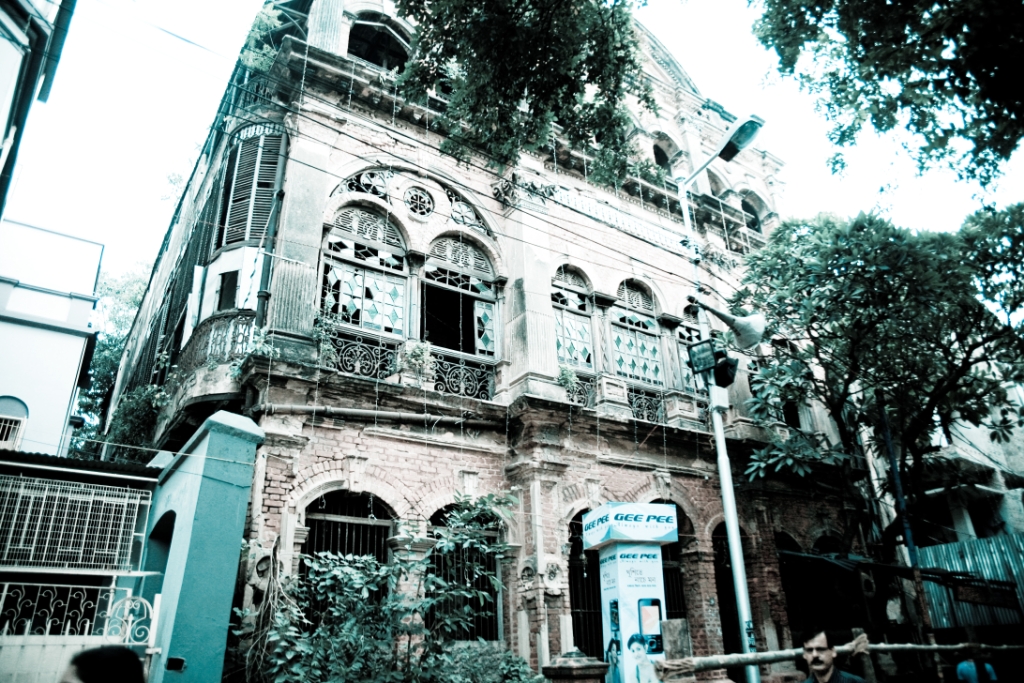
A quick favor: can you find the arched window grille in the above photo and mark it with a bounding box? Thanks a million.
[301,490,395,565]
[552,266,593,371]
[422,237,497,358]
[217,123,284,247]
[611,280,662,385]
[321,207,407,336]
[426,505,502,641]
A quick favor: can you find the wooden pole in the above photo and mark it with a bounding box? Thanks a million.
[656,643,1024,680]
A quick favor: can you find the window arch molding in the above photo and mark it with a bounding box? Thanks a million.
[325,162,502,253]
[321,195,414,251]
[346,11,412,72]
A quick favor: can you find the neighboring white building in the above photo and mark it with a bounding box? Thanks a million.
[0,220,101,455]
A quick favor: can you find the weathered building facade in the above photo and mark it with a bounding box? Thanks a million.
[110,1,877,678]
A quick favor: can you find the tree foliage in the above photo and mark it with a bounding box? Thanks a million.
[73,267,149,456]
[395,0,657,181]
[753,0,1024,184]
[242,494,538,683]
[734,208,1024,498]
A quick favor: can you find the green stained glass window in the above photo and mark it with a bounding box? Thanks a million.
[612,324,663,385]
[475,300,496,356]
[322,261,405,335]
[554,308,593,369]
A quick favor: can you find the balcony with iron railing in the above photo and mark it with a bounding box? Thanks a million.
[176,310,256,376]
[316,326,497,402]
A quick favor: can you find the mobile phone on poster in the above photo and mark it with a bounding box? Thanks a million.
[638,598,663,654]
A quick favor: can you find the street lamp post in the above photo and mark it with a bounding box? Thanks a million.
[676,115,765,683]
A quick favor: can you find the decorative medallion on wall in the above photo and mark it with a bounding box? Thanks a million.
[404,186,434,217]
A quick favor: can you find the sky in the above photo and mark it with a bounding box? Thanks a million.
[5,0,1022,278]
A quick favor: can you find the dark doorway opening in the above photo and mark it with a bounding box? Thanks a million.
[422,283,477,354]
[568,510,604,658]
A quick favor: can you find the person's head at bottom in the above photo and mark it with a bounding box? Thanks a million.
[801,628,837,680]
[627,633,647,661]
[60,646,144,683]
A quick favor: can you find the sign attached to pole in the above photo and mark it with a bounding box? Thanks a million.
[584,503,678,683]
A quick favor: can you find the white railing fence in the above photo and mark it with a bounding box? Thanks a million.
[0,474,151,572]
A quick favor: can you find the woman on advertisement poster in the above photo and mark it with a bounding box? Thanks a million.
[605,638,621,683]
[626,633,659,683]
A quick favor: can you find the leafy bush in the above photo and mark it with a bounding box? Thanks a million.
[242,494,533,683]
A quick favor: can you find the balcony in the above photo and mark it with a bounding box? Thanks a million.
[692,194,767,255]
[430,350,495,401]
[319,327,400,380]
[627,386,666,423]
[177,311,256,376]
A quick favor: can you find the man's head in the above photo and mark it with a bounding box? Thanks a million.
[800,628,836,678]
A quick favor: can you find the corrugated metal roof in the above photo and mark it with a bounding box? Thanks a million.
[920,534,1024,629]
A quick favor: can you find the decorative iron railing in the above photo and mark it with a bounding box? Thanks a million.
[176,311,256,376]
[0,583,155,644]
[430,351,495,400]
[627,386,666,423]
[567,375,597,408]
[0,475,150,572]
[319,328,400,380]
[235,72,275,110]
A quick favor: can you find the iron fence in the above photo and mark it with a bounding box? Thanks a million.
[627,386,666,423]
[0,475,150,572]
[430,351,495,400]
[0,583,155,644]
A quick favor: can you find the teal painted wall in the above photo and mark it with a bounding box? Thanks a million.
[145,411,264,683]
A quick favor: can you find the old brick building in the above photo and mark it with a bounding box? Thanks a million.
[109,1,871,679]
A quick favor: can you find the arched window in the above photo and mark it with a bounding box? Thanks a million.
[301,490,395,565]
[611,281,662,385]
[427,505,501,641]
[0,396,28,450]
[551,266,593,371]
[347,13,410,71]
[217,123,284,247]
[422,237,497,358]
[321,207,407,336]
[653,144,672,173]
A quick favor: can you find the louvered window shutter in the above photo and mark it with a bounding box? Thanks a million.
[250,134,280,241]
[224,138,259,244]
[219,131,283,247]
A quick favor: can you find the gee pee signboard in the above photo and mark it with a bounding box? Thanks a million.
[583,503,678,683]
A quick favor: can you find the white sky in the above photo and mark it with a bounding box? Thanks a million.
[5,0,1022,277]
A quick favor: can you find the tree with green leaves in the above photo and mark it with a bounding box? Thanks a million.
[394,0,658,182]
[241,494,539,683]
[73,266,150,456]
[733,207,1024,505]
[753,0,1024,185]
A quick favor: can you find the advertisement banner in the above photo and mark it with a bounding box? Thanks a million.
[583,503,678,550]
[598,543,667,683]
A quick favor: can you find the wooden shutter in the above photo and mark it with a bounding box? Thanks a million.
[250,134,281,242]
[224,137,260,244]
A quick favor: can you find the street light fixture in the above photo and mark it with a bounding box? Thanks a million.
[676,114,765,235]
[677,115,766,683]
